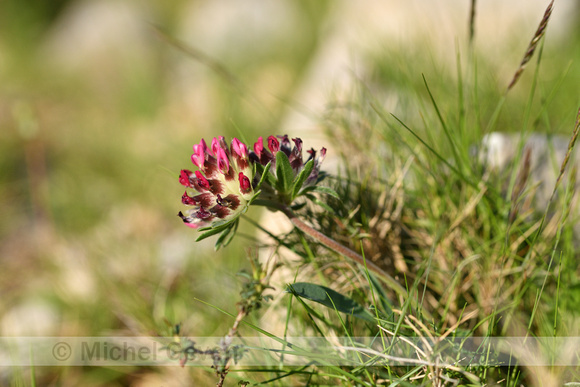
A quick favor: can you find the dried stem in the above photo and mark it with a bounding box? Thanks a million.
[508,147,532,225]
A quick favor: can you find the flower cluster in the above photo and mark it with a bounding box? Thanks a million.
[249,135,327,205]
[178,136,254,229]
[178,134,326,245]
[251,135,326,186]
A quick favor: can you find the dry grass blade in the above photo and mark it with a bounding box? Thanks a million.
[448,181,487,233]
[509,147,531,224]
[548,107,580,204]
[507,0,554,91]
[379,326,428,359]
[526,107,580,258]
[378,325,481,384]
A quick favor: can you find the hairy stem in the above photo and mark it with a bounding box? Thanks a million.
[274,204,408,298]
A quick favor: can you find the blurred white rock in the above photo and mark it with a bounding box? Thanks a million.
[480,131,579,212]
[1,299,59,336]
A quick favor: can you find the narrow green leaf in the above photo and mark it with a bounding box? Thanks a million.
[286,282,375,323]
[196,220,236,242]
[198,217,235,232]
[214,219,238,250]
[290,202,307,211]
[247,189,262,206]
[275,151,295,195]
[305,194,336,214]
[254,161,272,191]
[422,74,462,168]
[291,159,314,201]
[214,227,232,250]
[366,271,394,318]
[308,185,340,199]
[196,227,226,242]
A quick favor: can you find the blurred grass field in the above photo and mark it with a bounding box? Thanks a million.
[1,0,580,385]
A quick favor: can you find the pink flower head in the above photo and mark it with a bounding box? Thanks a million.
[179,134,327,230]
[179,136,256,229]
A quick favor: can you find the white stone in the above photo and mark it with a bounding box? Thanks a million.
[480,131,579,212]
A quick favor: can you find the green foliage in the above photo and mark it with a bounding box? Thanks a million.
[291,159,314,200]
[274,151,295,199]
[286,282,376,323]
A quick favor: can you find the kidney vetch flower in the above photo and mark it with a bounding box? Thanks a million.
[178,134,326,247]
[178,136,256,229]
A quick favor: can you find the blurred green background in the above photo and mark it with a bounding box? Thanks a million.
[1,0,329,332]
[1,0,579,385]
[0,1,333,384]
